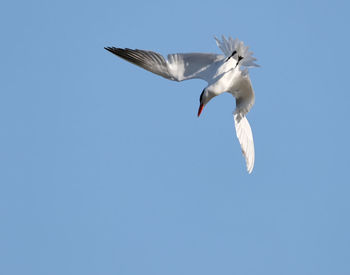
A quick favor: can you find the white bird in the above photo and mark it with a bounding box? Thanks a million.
[105,35,259,173]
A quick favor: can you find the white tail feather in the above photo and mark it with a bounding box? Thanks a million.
[214,35,259,68]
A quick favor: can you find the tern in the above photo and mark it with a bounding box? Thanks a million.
[105,35,259,173]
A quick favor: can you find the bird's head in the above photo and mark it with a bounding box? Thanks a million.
[197,88,215,117]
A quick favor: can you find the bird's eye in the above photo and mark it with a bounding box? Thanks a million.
[199,90,205,102]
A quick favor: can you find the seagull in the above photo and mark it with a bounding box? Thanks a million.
[105,35,259,173]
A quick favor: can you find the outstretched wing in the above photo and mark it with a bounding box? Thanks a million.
[105,47,223,82]
[105,47,171,79]
[233,75,255,174]
[166,53,223,81]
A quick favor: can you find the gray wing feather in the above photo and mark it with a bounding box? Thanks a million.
[105,47,223,82]
[167,53,223,81]
[105,47,171,79]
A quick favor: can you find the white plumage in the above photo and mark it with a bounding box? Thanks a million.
[105,35,259,174]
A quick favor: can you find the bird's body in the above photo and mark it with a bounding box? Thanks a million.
[105,36,259,173]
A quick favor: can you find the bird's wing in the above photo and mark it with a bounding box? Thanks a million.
[105,47,223,82]
[166,53,223,81]
[233,75,255,174]
[105,47,171,79]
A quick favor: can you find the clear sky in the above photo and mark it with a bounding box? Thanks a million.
[1,0,350,274]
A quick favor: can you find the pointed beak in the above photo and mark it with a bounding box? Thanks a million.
[197,103,204,117]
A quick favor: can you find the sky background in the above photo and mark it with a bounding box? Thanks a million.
[1,0,350,274]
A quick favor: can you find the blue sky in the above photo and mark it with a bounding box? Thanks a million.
[1,0,350,274]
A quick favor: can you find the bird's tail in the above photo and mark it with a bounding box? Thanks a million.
[214,35,259,68]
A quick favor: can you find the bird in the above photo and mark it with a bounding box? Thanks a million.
[105,35,259,174]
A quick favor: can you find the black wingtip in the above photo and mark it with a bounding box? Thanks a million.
[105,46,120,54]
[104,46,114,53]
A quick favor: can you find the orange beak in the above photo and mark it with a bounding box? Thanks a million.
[197,103,204,117]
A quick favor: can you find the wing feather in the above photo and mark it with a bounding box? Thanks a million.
[234,115,255,173]
[105,47,223,82]
[167,53,223,81]
[233,75,255,173]
[105,47,171,79]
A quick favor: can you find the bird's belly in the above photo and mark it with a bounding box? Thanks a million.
[209,70,236,95]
